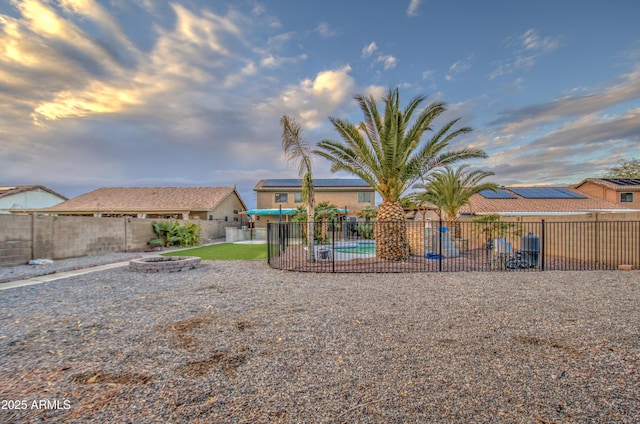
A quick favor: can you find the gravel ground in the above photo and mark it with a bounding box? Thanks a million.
[0,252,145,283]
[1,261,639,423]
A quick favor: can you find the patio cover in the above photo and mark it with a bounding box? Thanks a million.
[241,208,350,216]
[242,208,298,216]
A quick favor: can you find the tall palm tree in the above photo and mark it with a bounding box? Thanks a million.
[315,87,487,260]
[281,115,315,262]
[413,164,499,225]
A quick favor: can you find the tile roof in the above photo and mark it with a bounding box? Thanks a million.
[45,187,242,212]
[255,178,372,190]
[574,178,640,191]
[462,186,630,215]
[0,185,67,200]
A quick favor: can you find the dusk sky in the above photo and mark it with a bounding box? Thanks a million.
[1,0,639,208]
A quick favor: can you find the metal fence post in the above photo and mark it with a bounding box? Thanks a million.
[439,216,443,272]
[267,223,271,265]
[331,222,335,273]
[541,219,545,271]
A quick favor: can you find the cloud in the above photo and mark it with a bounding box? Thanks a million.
[250,3,281,28]
[361,41,396,71]
[1,1,315,130]
[257,65,356,129]
[489,29,561,80]
[0,0,321,204]
[375,54,397,70]
[361,41,377,58]
[477,67,640,185]
[421,69,435,80]
[490,65,640,132]
[445,54,474,81]
[530,108,640,150]
[407,0,422,17]
[362,85,386,101]
[314,22,337,38]
[515,28,560,54]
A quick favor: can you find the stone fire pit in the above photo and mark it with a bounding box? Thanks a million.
[128,256,201,273]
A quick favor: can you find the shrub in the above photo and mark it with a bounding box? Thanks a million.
[151,221,201,247]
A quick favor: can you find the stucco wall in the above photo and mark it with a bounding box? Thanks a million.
[256,190,375,212]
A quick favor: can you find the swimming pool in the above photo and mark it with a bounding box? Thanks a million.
[333,241,376,255]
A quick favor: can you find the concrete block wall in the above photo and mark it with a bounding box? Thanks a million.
[51,216,125,259]
[0,214,243,267]
[0,215,32,267]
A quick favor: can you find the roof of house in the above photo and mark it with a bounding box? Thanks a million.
[44,187,245,212]
[254,178,372,190]
[0,185,67,200]
[574,178,640,192]
[462,186,632,215]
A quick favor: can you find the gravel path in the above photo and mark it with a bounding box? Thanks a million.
[1,262,639,423]
[0,252,145,283]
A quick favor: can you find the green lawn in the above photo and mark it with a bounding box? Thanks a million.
[162,242,267,260]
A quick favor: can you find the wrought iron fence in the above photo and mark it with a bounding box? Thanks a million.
[267,219,640,273]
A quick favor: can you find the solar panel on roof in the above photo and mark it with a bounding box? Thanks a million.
[479,189,516,199]
[508,187,586,199]
[602,178,640,186]
[262,179,369,188]
[262,179,302,187]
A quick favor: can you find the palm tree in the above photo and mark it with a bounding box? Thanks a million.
[413,164,499,226]
[357,206,377,222]
[314,200,339,243]
[281,115,315,262]
[315,87,487,260]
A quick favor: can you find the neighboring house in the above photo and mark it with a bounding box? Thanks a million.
[460,186,634,218]
[252,178,375,223]
[32,187,247,221]
[573,178,640,209]
[249,178,376,227]
[0,185,67,214]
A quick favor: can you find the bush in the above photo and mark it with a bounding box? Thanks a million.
[151,221,201,247]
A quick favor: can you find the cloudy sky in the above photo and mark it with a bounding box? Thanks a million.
[1,0,639,207]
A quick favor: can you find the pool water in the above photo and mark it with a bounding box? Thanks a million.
[334,243,376,255]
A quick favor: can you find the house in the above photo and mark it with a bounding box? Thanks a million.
[0,185,67,214]
[33,187,247,221]
[251,178,375,225]
[460,186,635,218]
[573,178,640,208]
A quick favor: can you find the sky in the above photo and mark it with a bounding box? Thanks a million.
[1,0,639,208]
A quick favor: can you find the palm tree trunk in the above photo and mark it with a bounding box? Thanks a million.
[307,206,315,262]
[375,200,409,260]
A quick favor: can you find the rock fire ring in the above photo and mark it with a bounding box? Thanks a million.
[128,256,201,273]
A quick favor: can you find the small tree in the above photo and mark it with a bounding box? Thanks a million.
[471,214,522,249]
[601,158,640,179]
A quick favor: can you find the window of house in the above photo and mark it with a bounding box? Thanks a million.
[621,192,633,203]
[294,192,303,203]
[358,192,372,203]
[275,193,288,203]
